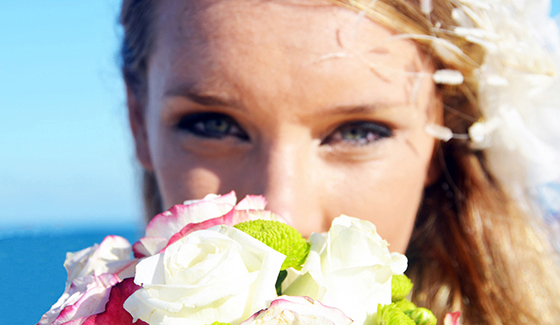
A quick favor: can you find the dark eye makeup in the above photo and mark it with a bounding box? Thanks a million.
[175,112,392,146]
[321,121,392,146]
[175,112,250,141]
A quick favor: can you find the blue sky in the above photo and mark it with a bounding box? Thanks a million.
[1,1,560,229]
[0,1,139,228]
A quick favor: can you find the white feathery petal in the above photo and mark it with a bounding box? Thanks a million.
[425,124,453,142]
[460,6,485,27]
[452,8,474,28]
[454,27,499,40]
[468,118,501,144]
[465,35,499,52]
[439,0,560,252]
[421,0,432,15]
[486,75,510,86]
[432,69,464,85]
[455,0,491,10]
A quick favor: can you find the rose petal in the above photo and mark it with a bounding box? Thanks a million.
[234,195,267,210]
[241,296,353,325]
[443,311,461,325]
[39,236,137,325]
[64,278,147,325]
[284,215,407,324]
[162,209,287,253]
[132,237,168,258]
[65,236,133,283]
[40,274,120,325]
[145,191,238,238]
[124,226,286,325]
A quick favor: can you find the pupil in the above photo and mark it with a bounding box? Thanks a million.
[344,128,363,140]
[207,119,229,133]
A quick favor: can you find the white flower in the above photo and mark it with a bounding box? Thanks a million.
[123,225,286,325]
[39,274,120,325]
[132,192,277,257]
[283,215,407,325]
[38,236,137,325]
[241,296,353,325]
[63,235,136,283]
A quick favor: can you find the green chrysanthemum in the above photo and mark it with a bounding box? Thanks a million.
[404,308,437,325]
[394,299,416,312]
[234,220,310,270]
[377,303,416,325]
[392,274,414,302]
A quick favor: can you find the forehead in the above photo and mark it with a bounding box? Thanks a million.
[150,0,432,107]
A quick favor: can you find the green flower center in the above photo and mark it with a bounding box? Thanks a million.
[392,274,414,301]
[234,219,310,270]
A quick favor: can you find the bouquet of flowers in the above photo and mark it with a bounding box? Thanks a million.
[38,192,460,325]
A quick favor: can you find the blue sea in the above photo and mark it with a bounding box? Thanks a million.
[0,224,143,324]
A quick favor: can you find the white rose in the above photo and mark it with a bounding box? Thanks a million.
[124,225,286,325]
[241,296,353,325]
[283,215,407,325]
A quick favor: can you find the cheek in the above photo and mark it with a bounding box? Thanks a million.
[157,165,223,208]
[373,163,426,252]
[145,123,223,207]
[149,136,254,208]
[324,134,434,253]
[328,162,426,253]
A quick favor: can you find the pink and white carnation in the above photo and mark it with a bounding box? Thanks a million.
[241,296,353,325]
[64,278,147,325]
[63,235,137,282]
[39,273,120,325]
[132,192,284,258]
[38,236,138,325]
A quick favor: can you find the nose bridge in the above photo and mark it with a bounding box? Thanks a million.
[262,138,303,216]
[255,136,320,234]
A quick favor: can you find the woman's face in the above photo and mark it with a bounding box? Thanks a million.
[130,0,441,253]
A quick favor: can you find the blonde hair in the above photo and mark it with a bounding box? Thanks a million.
[336,0,560,323]
[120,0,560,323]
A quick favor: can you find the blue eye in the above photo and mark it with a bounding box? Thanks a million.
[176,112,249,140]
[323,121,392,146]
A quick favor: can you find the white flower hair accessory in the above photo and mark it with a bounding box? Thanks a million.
[424,0,560,227]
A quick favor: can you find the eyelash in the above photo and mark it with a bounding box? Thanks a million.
[175,112,249,141]
[321,121,392,146]
[176,112,392,146]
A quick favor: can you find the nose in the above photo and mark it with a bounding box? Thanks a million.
[237,138,326,237]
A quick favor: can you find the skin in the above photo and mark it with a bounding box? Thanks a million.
[128,0,441,253]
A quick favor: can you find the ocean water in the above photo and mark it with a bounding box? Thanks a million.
[0,224,143,324]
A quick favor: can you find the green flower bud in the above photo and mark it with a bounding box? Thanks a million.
[394,299,416,312]
[404,308,437,325]
[234,220,310,270]
[392,274,414,302]
[377,303,416,325]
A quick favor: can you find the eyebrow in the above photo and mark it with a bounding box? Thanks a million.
[165,84,404,116]
[319,103,400,116]
[292,102,403,126]
[164,84,241,108]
